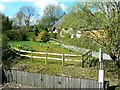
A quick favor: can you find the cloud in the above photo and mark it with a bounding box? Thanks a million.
[0,3,5,11]
[59,3,67,11]
[34,0,58,11]
[33,0,67,16]
[33,0,58,17]
[0,0,16,2]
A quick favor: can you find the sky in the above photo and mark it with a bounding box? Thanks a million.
[0,0,77,18]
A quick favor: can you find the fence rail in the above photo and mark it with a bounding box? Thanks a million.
[82,51,92,68]
[9,70,99,88]
[12,46,82,66]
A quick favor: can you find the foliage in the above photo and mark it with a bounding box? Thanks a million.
[36,30,49,42]
[60,36,99,51]
[60,2,120,63]
[28,25,34,32]
[12,58,119,86]
[18,5,37,27]
[1,13,12,32]
[7,29,28,41]
[17,28,28,40]
[49,33,57,39]
[39,4,65,29]
[7,30,18,40]
[2,34,18,70]
[13,11,24,27]
[16,44,36,51]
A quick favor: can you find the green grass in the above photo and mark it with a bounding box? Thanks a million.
[12,57,119,86]
[12,58,98,80]
[59,37,100,52]
[9,37,119,86]
[9,41,79,54]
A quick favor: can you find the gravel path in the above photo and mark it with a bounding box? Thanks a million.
[50,40,112,61]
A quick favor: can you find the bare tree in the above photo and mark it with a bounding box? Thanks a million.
[19,6,36,27]
[15,11,24,27]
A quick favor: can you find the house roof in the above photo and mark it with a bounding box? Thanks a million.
[53,15,66,29]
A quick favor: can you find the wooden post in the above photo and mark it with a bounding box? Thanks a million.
[62,54,64,66]
[31,51,33,60]
[45,52,47,64]
[19,49,20,60]
[19,49,20,56]
[82,55,84,68]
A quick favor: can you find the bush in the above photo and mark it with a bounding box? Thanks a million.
[36,30,49,42]
[49,33,57,39]
[7,29,28,41]
[7,30,18,40]
[17,29,27,41]
[2,34,18,69]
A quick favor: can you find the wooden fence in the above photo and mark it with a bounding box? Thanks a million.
[12,47,82,66]
[8,70,99,88]
[82,51,92,68]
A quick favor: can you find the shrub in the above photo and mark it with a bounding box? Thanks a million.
[17,29,27,41]
[32,36,36,41]
[36,30,49,42]
[49,33,57,39]
[2,34,18,69]
[7,29,28,41]
[7,30,18,40]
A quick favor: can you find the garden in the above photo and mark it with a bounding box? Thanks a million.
[1,1,120,89]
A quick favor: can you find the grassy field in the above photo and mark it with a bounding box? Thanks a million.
[9,40,79,54]
[12,58,99,79]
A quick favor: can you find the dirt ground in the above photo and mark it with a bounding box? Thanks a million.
[0,82,38,89]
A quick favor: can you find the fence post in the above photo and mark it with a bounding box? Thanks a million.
[62,54,64,66]
[31,51,33,60]
[19,49,20,60]
[82,55,84,68]
[45,52,47,64]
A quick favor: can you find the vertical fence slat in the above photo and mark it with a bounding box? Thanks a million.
[38,73,42,88]
[10,70,100,88]
[49,75,54,88]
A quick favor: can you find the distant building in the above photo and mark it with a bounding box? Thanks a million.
[53,15,106,39]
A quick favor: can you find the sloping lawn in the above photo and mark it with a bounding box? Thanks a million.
[9,41,79,54]
[12,58,119,86]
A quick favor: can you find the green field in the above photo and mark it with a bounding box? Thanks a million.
[9,40,79,54]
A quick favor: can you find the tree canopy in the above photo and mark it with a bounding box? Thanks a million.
[1,13,12,32]
[39,4,65,30]
[60,2,120,64]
